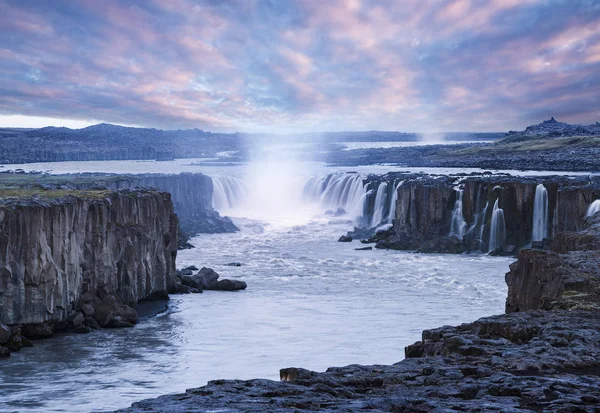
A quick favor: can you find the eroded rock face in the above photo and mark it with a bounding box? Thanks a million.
[365,173,600,254]
[0,190,178,326]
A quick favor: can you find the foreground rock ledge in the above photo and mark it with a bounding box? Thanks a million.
[112,216,600,413]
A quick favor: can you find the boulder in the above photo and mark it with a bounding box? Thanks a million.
[68,312,84,328]
[94,295,119,327]
[0,324,11,344]
[119,305,138,324]
[181,275,203,290]
[225,262,243,267]
[107,316,134,328]
[74,325,92,334]
[355,246,373,251]
[212,279,247,291]
[21,321,54,339]
[5,335,23,352]
[169,278,202,294]
[82,304,95,318]
[197,267,220,289]
[83,317,101,330]
[184,265,199,271]
[0,346,9,358]
[338,235,353,242]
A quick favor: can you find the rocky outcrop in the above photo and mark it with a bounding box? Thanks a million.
[505,214,600,313]
[0,172,240,244]
[175,267,247,292]
[110,200,600,412]
[0,189,178,356]
[504,117,600,142]
[362,173,600,254]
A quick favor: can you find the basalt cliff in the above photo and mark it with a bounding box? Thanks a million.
[0,189,179,357]
[355,173,600,255]
[109,213,600,412]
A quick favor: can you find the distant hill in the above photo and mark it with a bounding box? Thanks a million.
[0,123,243,164]
[502,118,600,143]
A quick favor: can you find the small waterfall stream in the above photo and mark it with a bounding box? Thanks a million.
[387,180,403,224]
[587,200,600,217]
[449,189,466,239]
[489,199,506,252]
[370,182,388,228]
[532,183,549,241]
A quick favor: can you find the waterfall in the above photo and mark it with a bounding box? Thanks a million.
[387,180,403,224]
[479,201,489,251]
[532,183,549,241]
[488,199,506,252]
[212,176,249,210]
[587,200,600,217]
[449,189,466,239]
[303,173,367,221]
[370,182,388,228]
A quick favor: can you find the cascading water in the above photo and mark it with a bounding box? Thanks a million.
[532,183,549,241]
[465,186,488,251]
[370,182,388,228]
[449,189,466,239]
[587,200,600,217]
[387,180,403,224]
[488,199,506,253]
[303,173,367,222]
[479,201,489,251]
[212,176,249,210]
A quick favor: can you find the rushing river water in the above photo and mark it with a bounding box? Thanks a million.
[0,158,529,412]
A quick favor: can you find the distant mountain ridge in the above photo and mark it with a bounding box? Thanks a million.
[504,118,600,142]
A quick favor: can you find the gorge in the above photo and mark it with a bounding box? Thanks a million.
[0,138,599,412]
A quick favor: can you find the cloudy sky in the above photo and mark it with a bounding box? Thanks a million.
[0,0,599,132]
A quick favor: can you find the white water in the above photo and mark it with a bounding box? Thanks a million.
[303,173,367,223]
[387,180,403,224]
[0,158,515,412]
[212,176,248,210]
[587,200,600,218]
[532,183,549,241]
[370,182,388,228]
[449,189,467,239]
[489,199,506,252]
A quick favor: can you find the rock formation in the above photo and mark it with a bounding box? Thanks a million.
[358,173,600,254]
[0,189,179,357]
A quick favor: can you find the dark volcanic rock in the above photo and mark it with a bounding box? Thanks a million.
[179,267,247,292]
[337,235,352,242]
[0,324,11,344]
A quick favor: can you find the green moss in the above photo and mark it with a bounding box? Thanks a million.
[0,188,114,200]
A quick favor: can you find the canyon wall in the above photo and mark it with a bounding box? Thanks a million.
[100,173,237,235]
[362,173,600,253]
[0,190,178,326]
[505,213,600,313]
[38,172,238,237]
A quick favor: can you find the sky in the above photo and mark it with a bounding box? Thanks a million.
[0,0,599,133]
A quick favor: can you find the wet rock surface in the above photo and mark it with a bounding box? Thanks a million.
[171,267,247,293]
[112,213,600,412]
[355,172,600,255]
[0,189,178,358]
